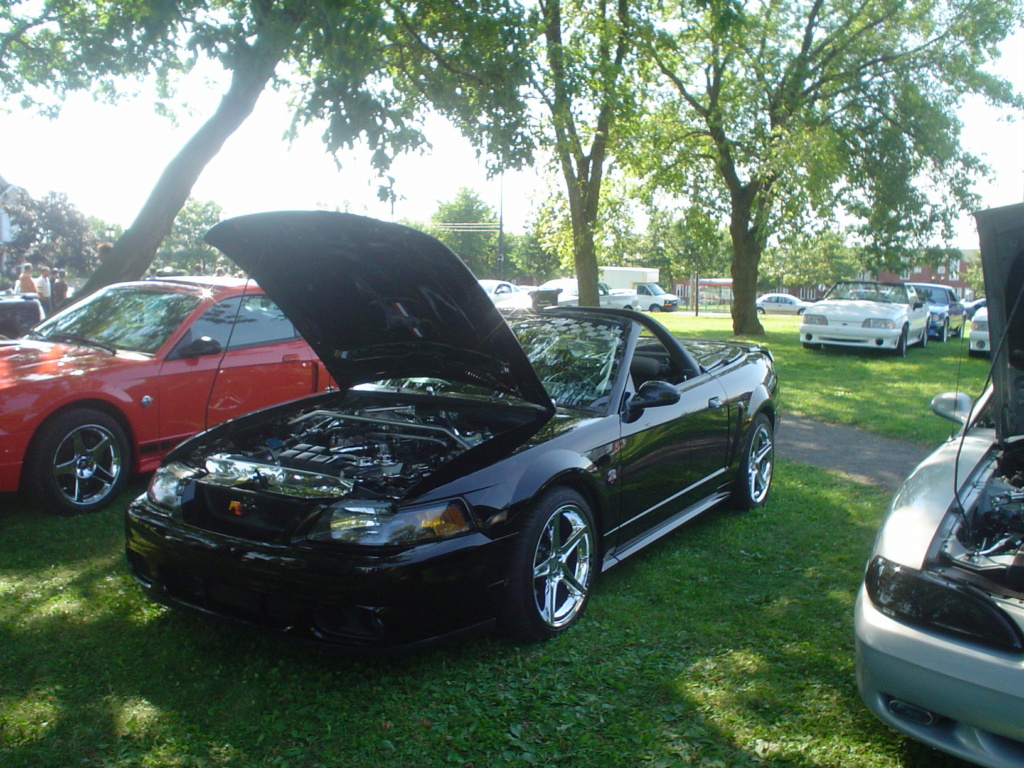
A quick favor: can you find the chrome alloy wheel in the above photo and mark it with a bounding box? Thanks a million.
[745,420,774,506]
[52,421,124,506]
[531,502,595,629]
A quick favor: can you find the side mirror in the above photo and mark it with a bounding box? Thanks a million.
[626,380,680,421]
[930,391,974,426]
[173,335,222,359]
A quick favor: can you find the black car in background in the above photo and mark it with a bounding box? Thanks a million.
[126,212,779,651]
[0,293,44,338]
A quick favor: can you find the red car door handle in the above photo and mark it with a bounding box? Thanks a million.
[281,353,300,362]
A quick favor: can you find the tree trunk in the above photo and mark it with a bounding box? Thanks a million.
[73,39,287,302]
[728,197,765,336]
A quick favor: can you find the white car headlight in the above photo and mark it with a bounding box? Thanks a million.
[862,318,897,329]
[802,313,827,326]
[147,461,198,511]
[306,499,474,546]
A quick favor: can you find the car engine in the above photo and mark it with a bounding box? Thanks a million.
[945,469,1024,592]
[195,402,496,502]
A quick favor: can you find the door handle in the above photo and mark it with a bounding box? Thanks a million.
[281,353,300,362]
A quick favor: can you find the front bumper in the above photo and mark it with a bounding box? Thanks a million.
[855,589,1024,768]
[798,323,902,350]
[125,497,513,651]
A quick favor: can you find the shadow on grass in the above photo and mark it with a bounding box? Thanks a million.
[0,463,973,768]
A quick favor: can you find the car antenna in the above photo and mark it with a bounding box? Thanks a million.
[202,275,253,431]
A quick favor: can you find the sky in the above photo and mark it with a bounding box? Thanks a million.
[2,30,1022,249]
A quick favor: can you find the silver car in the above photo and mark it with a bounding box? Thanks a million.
[855,202,1024,768]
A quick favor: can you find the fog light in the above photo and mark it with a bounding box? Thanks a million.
[887,698,936,726]
[313,605,386,640]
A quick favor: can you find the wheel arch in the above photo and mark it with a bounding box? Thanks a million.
[19,398,137,488]
[506,459,610,561]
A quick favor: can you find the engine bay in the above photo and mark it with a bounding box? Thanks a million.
[191,398,501,502]
[945,461,1024,593]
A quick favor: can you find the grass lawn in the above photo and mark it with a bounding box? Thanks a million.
[1,464,969,768]
[657,311,989,445]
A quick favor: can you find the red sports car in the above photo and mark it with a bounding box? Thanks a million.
[0,276,334,515]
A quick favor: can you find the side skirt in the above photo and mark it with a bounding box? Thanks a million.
[601,491,731,572]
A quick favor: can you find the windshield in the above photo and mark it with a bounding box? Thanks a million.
[34,286,201,354]
[643,284,668,295]
[825,281,911,304]
[912,285,950,305]
[373,313,627,410]
[507,314,626,409]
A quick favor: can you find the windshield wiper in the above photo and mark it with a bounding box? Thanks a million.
[41,332,117,354]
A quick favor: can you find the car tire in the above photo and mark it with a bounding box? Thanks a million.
[25,408,130,515]
[757,307,765,315]
[649,304,661,312]
[939,320,948,343]
[499,487,597,642]
[919,324,928,348]
[730,413,774,510]
[894,326,908,357]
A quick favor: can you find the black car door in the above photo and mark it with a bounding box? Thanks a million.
[609,336,732,558]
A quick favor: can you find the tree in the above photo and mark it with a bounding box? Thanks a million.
[427,188,500,277]
[3,1,535,301]
[760,230,864,290]
[1,189,97,274]
[528,0,646,306]
[506,224,563,284]
[628,0,1024,334]
[156,198,223,273]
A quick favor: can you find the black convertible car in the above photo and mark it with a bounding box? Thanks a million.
[126,212,779,651]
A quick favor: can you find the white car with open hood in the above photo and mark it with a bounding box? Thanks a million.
[855,202,1024,768]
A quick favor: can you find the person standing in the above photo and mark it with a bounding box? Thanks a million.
[36,266,52,313]
[17,263,35,294]
[51,269,68,308]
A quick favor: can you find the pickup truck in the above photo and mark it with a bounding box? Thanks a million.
[534,278,639,310]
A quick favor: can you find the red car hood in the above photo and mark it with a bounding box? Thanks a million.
[0,338,126,387]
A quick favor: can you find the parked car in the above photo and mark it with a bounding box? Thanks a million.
[536,278,640,310]
[0,292,45,338]
[125,211,779,651]
[755,293,812,315]
[636,283,679,312]
[963,297,987,319]
[969,306,991,357]
[798,280,928,356]
[906,282,965,342]
[855,202,1024,768]
[0,277,334,515]
[478,279,528,304]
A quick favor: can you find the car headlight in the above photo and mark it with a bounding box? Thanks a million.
[864,556,1024,653]
[972,319,988,333]
[146,461,198,512]
[862,318,897,329]
[306,499,474,546]
[802,313,827,326]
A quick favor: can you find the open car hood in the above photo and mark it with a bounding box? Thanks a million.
[205,211,553,412]
[975,202,1024,442]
